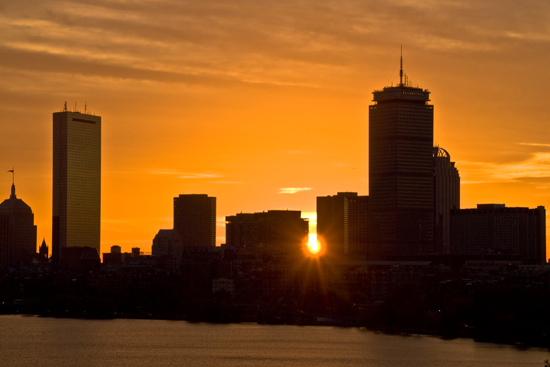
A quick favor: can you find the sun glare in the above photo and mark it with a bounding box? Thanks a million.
[307,234,321,255]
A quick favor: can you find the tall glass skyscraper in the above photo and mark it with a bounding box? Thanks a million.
[368,59,434,259]
[52,107,101,260]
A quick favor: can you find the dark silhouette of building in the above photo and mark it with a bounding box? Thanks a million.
[225,210,308,254]
[52,103,101,262]
[174,194,216,247]
[39,239,48,261]
[368,56,434,259]
[450,204,546,264]
[152,229,183,257]
[61,246,101,271]
[152,229,183,271]
[433,146,460,254]
[317,192,368,258]
[0,182,37,267]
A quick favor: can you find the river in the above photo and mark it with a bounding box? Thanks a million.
[1,315,548,367]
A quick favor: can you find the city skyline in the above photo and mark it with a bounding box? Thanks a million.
[1,1,550,254]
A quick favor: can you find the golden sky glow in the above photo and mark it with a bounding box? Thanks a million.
[1,0,550,254]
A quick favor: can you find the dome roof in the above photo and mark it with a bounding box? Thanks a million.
[0,184,32,212]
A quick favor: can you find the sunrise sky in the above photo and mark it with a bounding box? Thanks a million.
[1,0,550,254]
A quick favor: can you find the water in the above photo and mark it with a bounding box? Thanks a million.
[1,315,549,367]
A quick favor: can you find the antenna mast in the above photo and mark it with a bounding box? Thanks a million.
[399,45,403,87]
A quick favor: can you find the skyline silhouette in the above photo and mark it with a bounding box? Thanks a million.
[1,1,549,255]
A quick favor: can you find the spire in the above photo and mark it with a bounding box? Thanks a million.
[399,45,403,87]
[7,168,15,198]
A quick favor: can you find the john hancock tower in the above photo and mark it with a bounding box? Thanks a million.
[52,103,101,260]
[368,56,434,259]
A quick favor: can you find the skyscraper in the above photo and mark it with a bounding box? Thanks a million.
[368,56,434,259]
[317,192,368,257]
[52,105,101,260]
[433,146,460,254]
[174,194,216,247]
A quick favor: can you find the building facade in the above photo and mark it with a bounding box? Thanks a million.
[52,108,101,260]
[368,67,434,259]
[450,204,546,264]
[433,146,460,254]
[174,194,216,247]
[225,210,308,254]
[317,192,368,257]
[0,183,37,267]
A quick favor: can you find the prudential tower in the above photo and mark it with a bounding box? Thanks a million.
[368,55,434,259]
[52,103,101,261]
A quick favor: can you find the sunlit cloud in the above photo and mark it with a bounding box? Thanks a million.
[278,187,312,194]
[461,152,550,184]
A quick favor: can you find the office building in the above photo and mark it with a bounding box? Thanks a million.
[52,105,101,261]
[225,210,308,253]
[450,204,546,264]
[317,192,368,257]
[0,182,37,267]
[368,57,434,259]
[174,194,216,247]
[152,229,183,271]
[433,146,460,254]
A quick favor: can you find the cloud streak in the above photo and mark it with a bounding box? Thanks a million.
[460,152,550,184]
[278,187,312,194]
[2,0,548,92]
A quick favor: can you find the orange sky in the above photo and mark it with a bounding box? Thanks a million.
[1,0,550,255]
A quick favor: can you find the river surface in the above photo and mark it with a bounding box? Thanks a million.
[1,315,549,367]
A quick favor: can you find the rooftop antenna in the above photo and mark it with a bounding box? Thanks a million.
[7,167,14,198]
[63,101,67,112]
[84,102,87,114]
[399,45,403,87]
[8,167,14,185]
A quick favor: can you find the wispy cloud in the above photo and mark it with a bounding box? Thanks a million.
[278,187,312,194]
[461,152,550,184]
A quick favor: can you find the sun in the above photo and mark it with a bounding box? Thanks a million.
[306,234,321,255]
